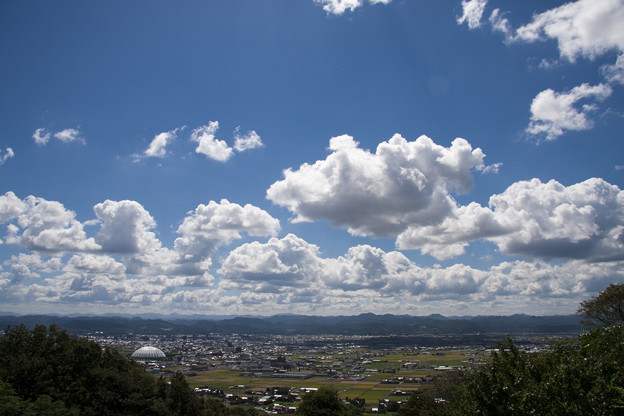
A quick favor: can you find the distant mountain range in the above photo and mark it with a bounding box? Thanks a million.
[0,313,583,336]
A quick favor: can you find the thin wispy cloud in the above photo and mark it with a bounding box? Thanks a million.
[142,127,184,158]
[314,0,391,15]
[33,127,85,145]
[53,128,84,144]
[32,128,51,146]
[457,0,487,29]
[233,127,263,152]
[0,148,14,166]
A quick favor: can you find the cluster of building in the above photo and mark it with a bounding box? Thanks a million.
[84,331,501,413]
[193,386,303,414]
[87,331,440,380]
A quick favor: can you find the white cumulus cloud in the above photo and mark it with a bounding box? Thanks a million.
[267,133,494,238]
[526,83,612,140]
[122,199,280,281]
[218,232,623,314]
[1,194,100,253]
[64,253,126,281]
[0,192,27,223]
[190,121,233,162]
[175,199,281,261]
[512,0,624,62]
[143,127,184,158]
[398,177,624,262]
[219,233,324,294]
[233,127,263,152]
[93,200,161,254]
[4,253,62,283]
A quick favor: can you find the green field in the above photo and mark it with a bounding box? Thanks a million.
[187,349,479,406]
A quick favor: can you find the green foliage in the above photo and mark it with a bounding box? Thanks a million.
[446,327,624,416]
[406,371,464,416]
[397,392,426,416]
[0,324,246,416]
[295,386,361,416]
[0,378,79,416]
[578,283,624,327]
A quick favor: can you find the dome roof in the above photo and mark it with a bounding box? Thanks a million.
[131,346,166,359]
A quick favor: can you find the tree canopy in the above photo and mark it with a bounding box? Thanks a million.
[444,326,624,415]
[0,324,246,416]
[295,386,361,416]
[578,283,624,327]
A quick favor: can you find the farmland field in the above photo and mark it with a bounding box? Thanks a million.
[187,349,481,406]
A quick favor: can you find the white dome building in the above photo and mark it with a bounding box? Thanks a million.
[131,346,166,360]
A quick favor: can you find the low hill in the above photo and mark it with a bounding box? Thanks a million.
[0,313,582,336]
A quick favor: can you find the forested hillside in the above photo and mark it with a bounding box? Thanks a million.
[0,324,258,416]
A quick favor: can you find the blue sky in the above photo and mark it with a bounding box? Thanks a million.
[1,0,623,317]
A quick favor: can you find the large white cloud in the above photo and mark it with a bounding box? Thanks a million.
[123,199,280,281]
[220,234,481,298]
[219,233,324,294]
[512,0,624,62]
[94,200,161,254]
[324,244,425,293]
[218,233,624,314]
[174,199,281,260]
[0,192,27,223]
[1,194,100,253]
[2,179,621,315]
[488,178,624,261]
[2,193,280,290]
[398,177,624,262]
[3,229,622,315]
[267,133,493,237]
[396,201,507,260]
